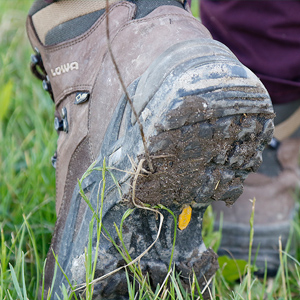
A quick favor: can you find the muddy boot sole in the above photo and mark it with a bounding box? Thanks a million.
[50,39,274,299]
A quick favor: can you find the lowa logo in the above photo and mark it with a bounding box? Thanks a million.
[51,62,79,77]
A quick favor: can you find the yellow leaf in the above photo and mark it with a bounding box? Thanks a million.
[178,205,192,230]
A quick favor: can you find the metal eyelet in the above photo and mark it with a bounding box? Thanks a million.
[43,75,52,93]
[54,107,68,133]
[74,92,90,104]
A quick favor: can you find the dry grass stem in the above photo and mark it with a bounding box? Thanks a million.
[199,275,214,299]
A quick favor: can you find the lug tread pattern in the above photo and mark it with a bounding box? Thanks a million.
[134,112,273,208]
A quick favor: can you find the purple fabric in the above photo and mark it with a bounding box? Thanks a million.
[200,0,300,104]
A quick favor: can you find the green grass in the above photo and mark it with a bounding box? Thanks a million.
[0,1,56,299]
[1,1,300,300]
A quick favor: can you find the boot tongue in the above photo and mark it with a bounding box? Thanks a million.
[31,0,117,45]
[30,0,184,46]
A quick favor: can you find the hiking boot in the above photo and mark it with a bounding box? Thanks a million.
[212,137,300,275]
[27,0,274,298]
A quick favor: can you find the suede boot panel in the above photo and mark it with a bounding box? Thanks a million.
[55,98,91,214]
[89,5,211,157]
[26,2,137,105]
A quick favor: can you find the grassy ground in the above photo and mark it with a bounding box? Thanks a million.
[1,1,300,299]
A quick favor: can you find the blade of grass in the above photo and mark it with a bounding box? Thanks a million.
[21,252,28,300]
[259,261,268,300]
[247,198,256,300]
[279,236,288,300]
[169,270,184,300]
[47,259,58,300]
[9,263,23,300]
[23,214,41,298]
[52,250,78,300]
